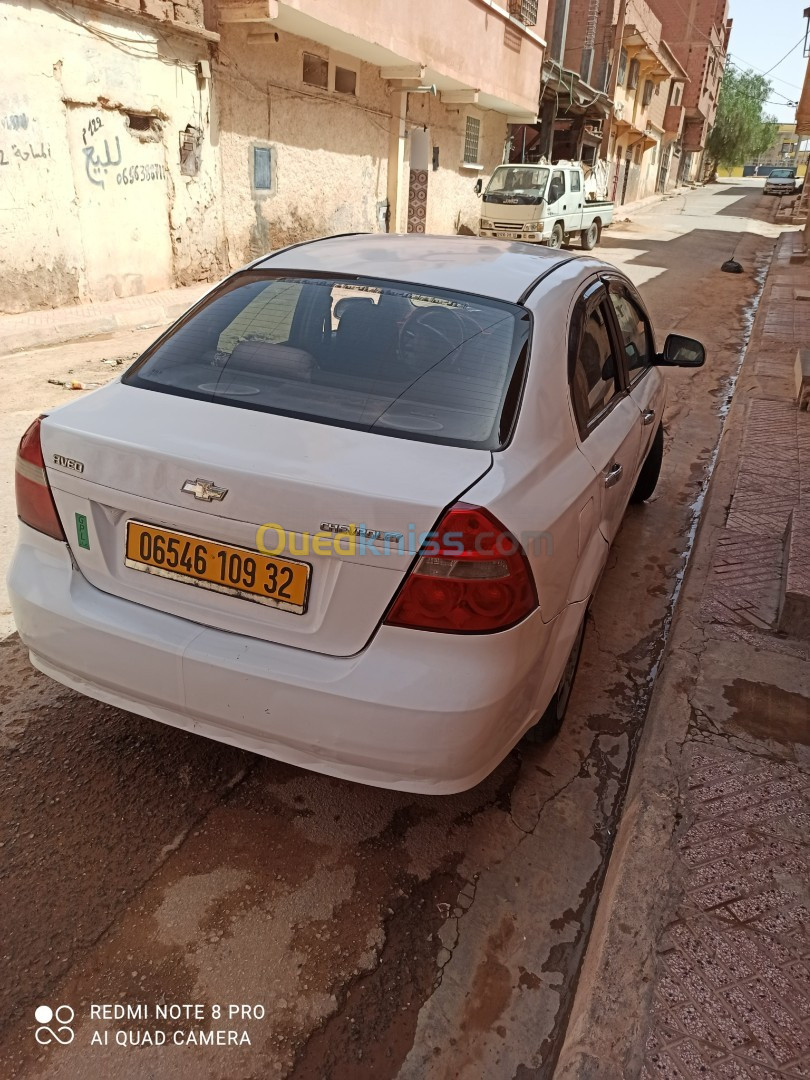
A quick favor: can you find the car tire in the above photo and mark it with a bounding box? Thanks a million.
[525,611,588,743]
[630,422,664,504]
[547,223,564,249]
[580,220,601,250]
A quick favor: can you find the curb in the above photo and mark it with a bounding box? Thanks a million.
[552,230,779,1078]
[0,287,210,356]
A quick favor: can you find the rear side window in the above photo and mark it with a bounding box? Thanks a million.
[124,273,532,451]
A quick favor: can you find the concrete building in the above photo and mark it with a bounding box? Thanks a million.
[647,0,732,183]
[0,0,545,313]
[0,0,222,314]
[214,0,545,267]
[557,0,688,204]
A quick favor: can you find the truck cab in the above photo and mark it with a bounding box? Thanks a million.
[478,162,613,250]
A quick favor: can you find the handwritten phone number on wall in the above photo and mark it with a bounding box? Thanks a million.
[117,164,166,185]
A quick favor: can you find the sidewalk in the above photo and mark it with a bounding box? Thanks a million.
[0,281,211,356]
[555,230,810,1078]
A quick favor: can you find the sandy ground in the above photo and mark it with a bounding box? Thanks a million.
[0,180,789,1079]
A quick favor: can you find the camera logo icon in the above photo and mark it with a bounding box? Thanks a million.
[34,1005,75,1045]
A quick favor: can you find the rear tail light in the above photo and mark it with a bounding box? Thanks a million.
[384,503,537,633]
[15,417,66,541]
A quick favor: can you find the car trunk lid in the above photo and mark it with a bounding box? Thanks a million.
[40,384,493,657]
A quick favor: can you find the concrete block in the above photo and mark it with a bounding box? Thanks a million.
[173,0,204,24]
[141,0,173,18]
[795,347,810,410]
[112,0,141,11]
[778,505,810,637]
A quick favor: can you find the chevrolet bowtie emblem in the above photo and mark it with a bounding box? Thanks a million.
[181,478,228,502]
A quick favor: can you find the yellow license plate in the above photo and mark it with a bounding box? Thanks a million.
[125,521,311,614]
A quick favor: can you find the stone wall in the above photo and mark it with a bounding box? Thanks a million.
[0,0,223,313]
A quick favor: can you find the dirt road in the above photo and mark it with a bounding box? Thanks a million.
[0,181,786,1079]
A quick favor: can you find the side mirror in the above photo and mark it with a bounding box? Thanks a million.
[657,333,705,367]
[474,178,483,196]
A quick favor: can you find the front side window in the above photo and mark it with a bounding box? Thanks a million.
[124,273,531,451]
[569,298,620,429]
[609,289,652,380]
[548,170,565,202]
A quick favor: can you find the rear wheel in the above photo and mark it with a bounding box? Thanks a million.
[526,612,588,743]
[580,220,601,250]
[630,423,664,503]
[547,223,564,249]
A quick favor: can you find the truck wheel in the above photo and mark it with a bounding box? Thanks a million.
[547,223,564,249]
[630,423,664,503]
[580,220,601,250]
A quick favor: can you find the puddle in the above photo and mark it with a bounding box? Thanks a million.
[724,679,810,746]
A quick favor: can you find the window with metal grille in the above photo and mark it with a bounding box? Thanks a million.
[303,52,328,89]
[253,146,272,191]
[507,0,538,25]
[628,59,640,90]
[464,116,481,165]
[617,48,628,86]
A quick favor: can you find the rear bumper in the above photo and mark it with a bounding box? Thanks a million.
[8,524,569,794]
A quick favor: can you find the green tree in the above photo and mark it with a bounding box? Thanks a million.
[706,68,779,172]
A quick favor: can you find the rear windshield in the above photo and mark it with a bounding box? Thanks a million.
[124,272,532,450]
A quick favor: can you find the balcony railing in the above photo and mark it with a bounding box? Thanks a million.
[508,0,538,26]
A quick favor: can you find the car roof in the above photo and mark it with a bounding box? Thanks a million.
[253,233,583,304]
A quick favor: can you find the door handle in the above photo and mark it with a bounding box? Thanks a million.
[604,463,623,488]
[642,409,656,426]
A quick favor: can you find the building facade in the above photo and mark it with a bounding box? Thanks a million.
[0,0,545,313]
[563,0,688,204]
[648,0,732,183]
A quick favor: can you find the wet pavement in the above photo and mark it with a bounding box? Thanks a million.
[0,182,789,1078]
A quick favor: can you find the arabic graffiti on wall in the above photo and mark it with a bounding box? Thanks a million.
[83,136,122,187]
[0,142,51,166]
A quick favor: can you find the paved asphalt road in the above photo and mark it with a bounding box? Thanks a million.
[0,180,787,1079]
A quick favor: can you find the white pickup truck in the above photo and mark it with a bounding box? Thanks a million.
[477,162,614,250]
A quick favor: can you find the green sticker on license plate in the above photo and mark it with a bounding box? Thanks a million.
[75,513,90,550]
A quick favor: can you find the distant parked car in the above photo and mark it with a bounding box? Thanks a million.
[764,168,798,195]
[9,235,705,794]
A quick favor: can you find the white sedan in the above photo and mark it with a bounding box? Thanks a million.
[8,235,704,794]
